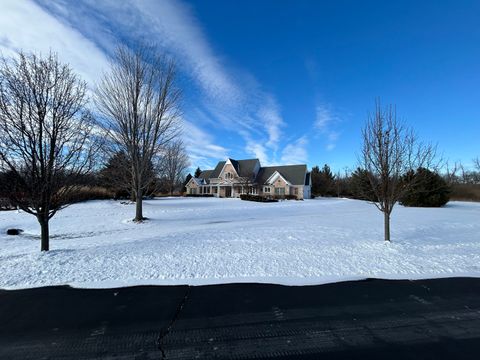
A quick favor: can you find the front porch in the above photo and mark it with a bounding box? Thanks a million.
[198,185,258,198]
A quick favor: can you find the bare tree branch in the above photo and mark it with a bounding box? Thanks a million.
[0,51,100,251]
[359,100,437,241]
[158,140,189,195]
[95,45,181,221]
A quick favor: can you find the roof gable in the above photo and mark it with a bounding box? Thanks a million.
[256,164,307,185]
[218,158,240,179]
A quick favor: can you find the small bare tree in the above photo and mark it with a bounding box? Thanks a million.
[95,45,181,221]
[444,160,461,185]
[360,102,436,241]
[160,140,189,195]
[474,158,480,172]
[0,52,98,251]
[237,172,256,195]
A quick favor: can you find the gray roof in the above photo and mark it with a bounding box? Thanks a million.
[235,159,259,178]
[198,170,213,180]
[210,161,226,178]
[255,164,307,186]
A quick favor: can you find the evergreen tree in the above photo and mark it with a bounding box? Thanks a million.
[99,151,131,199]
[319,164,336,196]
[194,167,202,178]
[310,166,321,196]
[350,168,377,201]
[311,164,336,196]
[400,168,451,207]
[99,151,159,200]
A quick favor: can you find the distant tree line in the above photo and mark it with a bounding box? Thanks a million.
[311,163,479,204]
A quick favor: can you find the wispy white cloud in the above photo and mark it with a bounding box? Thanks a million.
[246,141,270,165]
[182,120,229,169]
[315,104,341,151]
[258,95,285,151]
[2,0,288,166]
[0,0,109,86]
[280,136,309,165]
[73,0,286,163]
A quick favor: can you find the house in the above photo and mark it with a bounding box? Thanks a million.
[185,158,311,199]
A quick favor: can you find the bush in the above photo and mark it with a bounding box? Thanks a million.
[282,194,299,200]
[240,194,278,202]
[185,194,214,198]
[400,168,451,207]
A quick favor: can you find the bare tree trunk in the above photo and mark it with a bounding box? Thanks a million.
[38,216,50,251]
[135,187,143,222]
[384,212,390,242]
[131,185,136,202]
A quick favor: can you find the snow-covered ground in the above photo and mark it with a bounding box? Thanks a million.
[0,197,479,289]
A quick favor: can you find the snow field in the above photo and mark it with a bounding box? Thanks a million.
[0,197,479,289]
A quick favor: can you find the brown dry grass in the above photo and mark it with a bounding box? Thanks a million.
[450,184,480,202]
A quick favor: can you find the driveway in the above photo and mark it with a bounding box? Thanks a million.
[1,278,480,359]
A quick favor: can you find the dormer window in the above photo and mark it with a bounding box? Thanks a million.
[225,172,233,180]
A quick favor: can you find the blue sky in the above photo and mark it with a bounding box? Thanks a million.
[1,0,479,172]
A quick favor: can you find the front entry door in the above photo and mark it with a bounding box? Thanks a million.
[225,186,232,198]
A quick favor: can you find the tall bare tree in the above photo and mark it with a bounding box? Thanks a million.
[95,45,181,221]
[160,140,189,195]
[0,52,98,251]
[359,102,436,241]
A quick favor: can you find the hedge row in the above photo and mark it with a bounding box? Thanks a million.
[240,194,278,202]
[185,194,215,198]
[282,194,300,200]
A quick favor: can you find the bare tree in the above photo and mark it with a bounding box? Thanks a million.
[160,140,189,195]
[95,45,181,221]
[474,158,480,172]
[359,102,437,242]
[444,160,462,185]
[0,52,98,251]
[237,172,256,195]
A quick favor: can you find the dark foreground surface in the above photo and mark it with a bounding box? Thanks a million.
[1,278,480,359]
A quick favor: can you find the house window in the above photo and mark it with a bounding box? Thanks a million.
[264,186,271,193]
[275,188,285,195]
[249,186,257,195]
[225,172,233,180]
[294,187,298,195]
[213,187,218,194]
